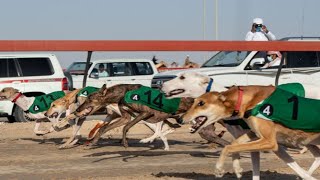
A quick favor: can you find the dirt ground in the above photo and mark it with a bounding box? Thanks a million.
[0,118,319,180]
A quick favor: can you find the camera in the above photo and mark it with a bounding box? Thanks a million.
[255,24,263,32]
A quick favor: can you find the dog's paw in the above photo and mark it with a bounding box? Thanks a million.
[139,138,154,144]
[215,167,225,178]
[163,147,170,151]
[234,167,243,179]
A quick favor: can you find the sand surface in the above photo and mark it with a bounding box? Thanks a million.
[0,119,319,180]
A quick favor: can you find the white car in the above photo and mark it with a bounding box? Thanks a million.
[0,54,68,122]
[72,59,158,89]
[152,37,320,88]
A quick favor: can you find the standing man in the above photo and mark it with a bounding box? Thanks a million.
[245,18,276,41]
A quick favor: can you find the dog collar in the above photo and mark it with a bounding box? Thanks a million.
[12,93,23,103]
[231,86,244,116]
[206,78,214,92]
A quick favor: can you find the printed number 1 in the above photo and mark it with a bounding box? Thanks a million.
[288,95,298,120]
[143,90,164,109]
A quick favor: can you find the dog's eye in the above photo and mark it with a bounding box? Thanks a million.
[179,76,185,80]
[198,101,205,106]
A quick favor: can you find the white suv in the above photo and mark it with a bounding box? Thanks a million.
[152,37,320,88]
[72,59,158,89]
[0,54,68,122]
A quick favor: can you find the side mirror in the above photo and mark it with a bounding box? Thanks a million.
[90,72,99,79]
[249,58,265,70]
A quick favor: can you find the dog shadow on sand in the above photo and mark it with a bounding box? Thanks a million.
[152,171,300,180]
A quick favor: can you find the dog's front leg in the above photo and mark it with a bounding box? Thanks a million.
[33,120,50,135]
[87,117,127,147]
[122,112,153,148]
[59,117,86,149]
[216,132,277,179]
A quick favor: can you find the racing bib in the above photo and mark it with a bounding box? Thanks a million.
[251,83,320,132]
[28,91,66,114]
[78,86,99,97]
[124,86,181,114]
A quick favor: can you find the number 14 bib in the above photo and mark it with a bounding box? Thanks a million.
[251,83,320,132]
[124,86,181,114]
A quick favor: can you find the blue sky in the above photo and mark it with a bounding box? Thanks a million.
[0,0,318,68]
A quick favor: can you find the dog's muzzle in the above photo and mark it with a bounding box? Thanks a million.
[190,116,208,133]
[165,89,185,97]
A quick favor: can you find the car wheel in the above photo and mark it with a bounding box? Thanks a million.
[64,71,74,90]
[6,116,16,123]
[13,106,35,122]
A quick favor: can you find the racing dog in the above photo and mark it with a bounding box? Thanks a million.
[56,84,181,150]
[161,72,262,180]
[0,87,66,135]
[182,83,320,180]
[45,86,99,148]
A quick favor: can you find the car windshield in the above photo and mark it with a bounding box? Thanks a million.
[202,51,250,67]
[66,62,92,74]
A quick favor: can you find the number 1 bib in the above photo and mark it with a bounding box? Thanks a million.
[28,91,65,114]
[124,86,181,114]
[251,83,320,132]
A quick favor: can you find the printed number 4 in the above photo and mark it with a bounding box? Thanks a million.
[263,105,271,116]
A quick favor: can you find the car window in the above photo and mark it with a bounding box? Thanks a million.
[132,62,153,75]
[67,62,86,71]
[92,63,109,77]
[0,59,19,78]
[17,58,54,76]
[110,62,132,76]
[202,51,250,67]
[286,52,320,68]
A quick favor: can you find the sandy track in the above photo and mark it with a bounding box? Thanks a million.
[0,120,319,180]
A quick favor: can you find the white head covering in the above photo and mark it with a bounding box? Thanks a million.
[253,18,263,24]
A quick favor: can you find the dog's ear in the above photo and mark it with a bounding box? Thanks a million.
[101,84,107,90]
[201,77,210,85]
[218,94,226,102]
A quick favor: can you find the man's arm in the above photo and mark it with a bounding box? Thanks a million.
[265,31,276,41]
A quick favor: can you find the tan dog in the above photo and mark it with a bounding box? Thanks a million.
[0,87,65,135]
[182,85,320,180]
[45,88,87,149]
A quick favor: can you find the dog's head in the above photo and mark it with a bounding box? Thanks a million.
[182,92,232,133]
[46,98,68,118]
[0,87,19,101]
[74,84,108,117]
[46,89,81,118]
[162,72,212,99]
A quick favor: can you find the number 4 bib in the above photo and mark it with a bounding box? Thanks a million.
[124,86,181,114]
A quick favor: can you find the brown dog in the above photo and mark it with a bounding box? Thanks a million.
[182,85,320,179]
[56,84,181,150]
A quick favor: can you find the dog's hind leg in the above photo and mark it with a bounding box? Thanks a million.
[274,145,316,180]
[122,112,153,148]
[306,145,320,175]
